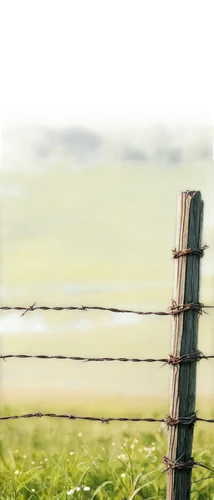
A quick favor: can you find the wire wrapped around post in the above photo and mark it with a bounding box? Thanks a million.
[167,191,204,500]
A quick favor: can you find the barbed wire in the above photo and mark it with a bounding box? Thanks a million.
[163,456,214,473]
[0,411,213,424]
[0,302,213,317]
[172,245,208,259]
[0,351,213,364]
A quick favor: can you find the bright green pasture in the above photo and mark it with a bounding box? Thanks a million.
[0,403,214,500]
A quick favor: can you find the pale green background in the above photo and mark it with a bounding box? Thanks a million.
[1,135,213,410]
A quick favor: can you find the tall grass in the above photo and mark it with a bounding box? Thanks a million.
[0,407,213,499]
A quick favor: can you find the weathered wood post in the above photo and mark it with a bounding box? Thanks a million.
[166,191,204,500]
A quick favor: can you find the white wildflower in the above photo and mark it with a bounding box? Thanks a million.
[67,487,82,494]
[144,445,156,455]
[14,470,19,475]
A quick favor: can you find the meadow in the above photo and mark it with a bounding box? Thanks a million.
[0,403,214,499]
[1,159,214,498]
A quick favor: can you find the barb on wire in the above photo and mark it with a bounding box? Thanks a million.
[168,302,204,315]
[0,302,213,317]
[163,455,195,471]
[0,412,164,424]
[167,351,214,365]
[172,244,208,259]
[21,302,36,317]
[163,455,214,473]
[165,413,198,427]
[0,411,214,424]
[1,351,213,364]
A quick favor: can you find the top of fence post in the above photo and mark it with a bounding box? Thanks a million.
[167,190,203,500]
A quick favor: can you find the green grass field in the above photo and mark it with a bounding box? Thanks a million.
[1,161,214,498]
[0,403,214,499]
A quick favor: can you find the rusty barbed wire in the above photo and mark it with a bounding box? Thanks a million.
[0,411,213,424]
[172,244,208,259]
[0,302,212,317]
[0,351,213,364]
[165,413,197,427]
[163,456,214,473]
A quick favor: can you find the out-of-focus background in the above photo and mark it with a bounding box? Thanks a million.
[0,110,214,401]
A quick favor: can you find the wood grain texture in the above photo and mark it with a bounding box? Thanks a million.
[167,191,203,500]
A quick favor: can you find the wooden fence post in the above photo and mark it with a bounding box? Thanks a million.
[166,191,204,500]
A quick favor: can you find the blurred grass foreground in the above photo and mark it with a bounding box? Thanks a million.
[0,125,214,498]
